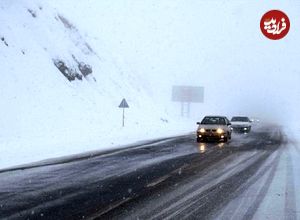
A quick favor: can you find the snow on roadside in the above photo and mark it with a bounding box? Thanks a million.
[0,1,196,169]
[0,119,194,170]
[1,0,299,171]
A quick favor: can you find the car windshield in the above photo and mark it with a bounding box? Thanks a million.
[201,117,226,125]
[231,117,250,122]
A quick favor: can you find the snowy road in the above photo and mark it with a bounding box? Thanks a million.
[1,125,298,220]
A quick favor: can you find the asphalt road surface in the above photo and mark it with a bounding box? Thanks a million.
[0,125,288,220]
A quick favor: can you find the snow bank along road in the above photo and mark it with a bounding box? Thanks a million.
[1,125,297,220]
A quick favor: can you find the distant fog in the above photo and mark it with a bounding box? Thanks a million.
[53,0,300,127]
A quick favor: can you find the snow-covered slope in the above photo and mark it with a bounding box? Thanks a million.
[1,0,300,169]
[0,1,193,169]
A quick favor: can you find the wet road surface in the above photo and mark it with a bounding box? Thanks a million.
[0,125,288,219]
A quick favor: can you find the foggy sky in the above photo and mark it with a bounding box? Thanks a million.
[52,0,300,126]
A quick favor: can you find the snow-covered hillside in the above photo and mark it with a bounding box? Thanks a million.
[0,1,193,169]
[51,0,300,124]
[1,0,300,169]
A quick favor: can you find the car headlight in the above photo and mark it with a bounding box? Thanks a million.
[217,128,224,134]
[199,128,205,133]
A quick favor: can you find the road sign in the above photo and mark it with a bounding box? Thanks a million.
[119,98,129,108]
[118,98,129,127]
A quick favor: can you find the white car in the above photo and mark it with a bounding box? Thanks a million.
[231,116,252,133]
[196,116,232,142]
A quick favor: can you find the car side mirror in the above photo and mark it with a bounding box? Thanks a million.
[196,122,201,125]
[227,123,231,126]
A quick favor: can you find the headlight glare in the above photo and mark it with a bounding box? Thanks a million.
[217,128,224,134]
[199,128,205,133]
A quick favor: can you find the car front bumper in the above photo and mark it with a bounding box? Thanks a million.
[232,126,251,133]
[197,132,226,141]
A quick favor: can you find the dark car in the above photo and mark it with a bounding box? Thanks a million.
[231,116,252,133]
[196,116,232,142]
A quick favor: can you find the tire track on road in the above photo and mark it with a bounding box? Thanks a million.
[154,149,279,220]
[242,149,281,220]
[186,149,280,220]
[104,127,283,220]
[146,151,264,220]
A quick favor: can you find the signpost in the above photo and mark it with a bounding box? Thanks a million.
[171,86,204,117]
[118,98,129,127]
